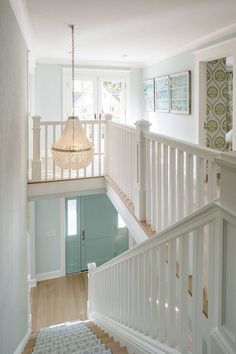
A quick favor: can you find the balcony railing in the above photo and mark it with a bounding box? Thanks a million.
[30,115,221,232]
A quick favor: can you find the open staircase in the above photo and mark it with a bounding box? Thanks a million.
[22,320,130,354]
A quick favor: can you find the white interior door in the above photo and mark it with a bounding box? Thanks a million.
[63,72,97,120]
[98,76,126,123]
[63,69,128,122]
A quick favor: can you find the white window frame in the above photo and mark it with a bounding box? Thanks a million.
[62,68,130,123]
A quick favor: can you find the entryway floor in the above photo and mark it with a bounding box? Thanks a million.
[31,272,88,332]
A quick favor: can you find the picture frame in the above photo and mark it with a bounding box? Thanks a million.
[154,75,170,112]
[170,71,191,114]
[143,79,154,112]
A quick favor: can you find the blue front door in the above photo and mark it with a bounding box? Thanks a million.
[80,194,117,270]
[65,194,122,274]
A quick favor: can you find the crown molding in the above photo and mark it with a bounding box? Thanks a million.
[143,22,236,67]
[9,0,36,59]
[36,56,143,68]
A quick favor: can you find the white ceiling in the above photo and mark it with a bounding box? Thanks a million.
[25,0,236,66]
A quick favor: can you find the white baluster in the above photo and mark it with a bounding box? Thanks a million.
[178,233,189,351]
[192,227,204,354]
[170,147,176,224]
[177,149,184,220]
[146,138,151,225]
[53,125,56,179]
[150,247,158,339]
[208,160,217,201]
[151,140,157,230]
[157,244,166,342]
[157,142,163,232]
[186,152,193,214]
[163,144,169,228]
[167,239,177,346]
[32,115,42,181]
[45,124,48,180]
[134,120,151,221]
[196,157,205,208]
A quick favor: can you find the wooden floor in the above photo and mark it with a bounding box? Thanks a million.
[31,272,88,332]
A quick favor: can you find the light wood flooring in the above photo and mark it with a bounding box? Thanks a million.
[31,272,88,333]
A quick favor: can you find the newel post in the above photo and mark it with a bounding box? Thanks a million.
[32,115,41,181]
[134,119,151,221]
[87,262,97,320]
[104,114,113,176]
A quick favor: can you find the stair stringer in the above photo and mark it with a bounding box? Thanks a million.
[106,181,148,244]
[92,312,182,354]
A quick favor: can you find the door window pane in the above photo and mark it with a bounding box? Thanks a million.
[67,199,77,236]
[118,214,126,228]
[74,80,94,120]
[101,80,124,122]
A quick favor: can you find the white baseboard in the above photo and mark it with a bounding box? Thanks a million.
[36,269,64,281]
[14,327,31,354]
[92,312,181,354]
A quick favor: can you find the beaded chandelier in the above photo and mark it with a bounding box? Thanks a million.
[52,25,93,170]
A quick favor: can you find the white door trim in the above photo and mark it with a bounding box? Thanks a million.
[194,37,236,150]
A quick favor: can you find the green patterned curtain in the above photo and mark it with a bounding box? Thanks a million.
[206,58,232,151]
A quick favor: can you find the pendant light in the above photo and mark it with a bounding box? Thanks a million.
[52,25,94,170]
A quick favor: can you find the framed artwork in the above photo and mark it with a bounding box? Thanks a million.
[143,79,154,112]
[154,75,169,112]
[170,71,191,114]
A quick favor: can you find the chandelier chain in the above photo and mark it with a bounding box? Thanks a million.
[72,24,75,118]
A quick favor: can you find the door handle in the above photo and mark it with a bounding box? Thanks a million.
[81,230,85,241]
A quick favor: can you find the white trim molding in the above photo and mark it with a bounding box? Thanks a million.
[13,327,31,354]
[106,180,148,244]
[92,312,180,354]
[194,37,236,149]
[9,0,36,57]
[60,198,66,277]
[145,23,236,67]
[36,269,64,282]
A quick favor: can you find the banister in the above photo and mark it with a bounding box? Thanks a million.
[40,119,106,126]
[144,130,221,160]
[109,121,136,134]
[94,199,220,272]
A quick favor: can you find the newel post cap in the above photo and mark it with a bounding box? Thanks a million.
[104,113,113,121]
[135,119,151,131]
[87,262,97,272]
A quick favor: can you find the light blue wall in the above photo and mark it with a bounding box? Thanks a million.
[143,51,196,143]
[0,0,28,353]
[36,65,63,121]
[35,198,61,274]
[35,64,142,125]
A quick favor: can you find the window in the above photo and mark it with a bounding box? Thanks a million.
[67,199,77,236]
[63,69,129,123]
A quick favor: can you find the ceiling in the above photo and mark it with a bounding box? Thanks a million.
[26,0,236,66]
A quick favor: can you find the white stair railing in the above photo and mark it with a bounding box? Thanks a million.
[88,154,236,354]
[31,116,107,181]
[88,201,222,354]
[144,131,220,232]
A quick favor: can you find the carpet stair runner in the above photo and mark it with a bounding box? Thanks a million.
[22,320,130,354]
